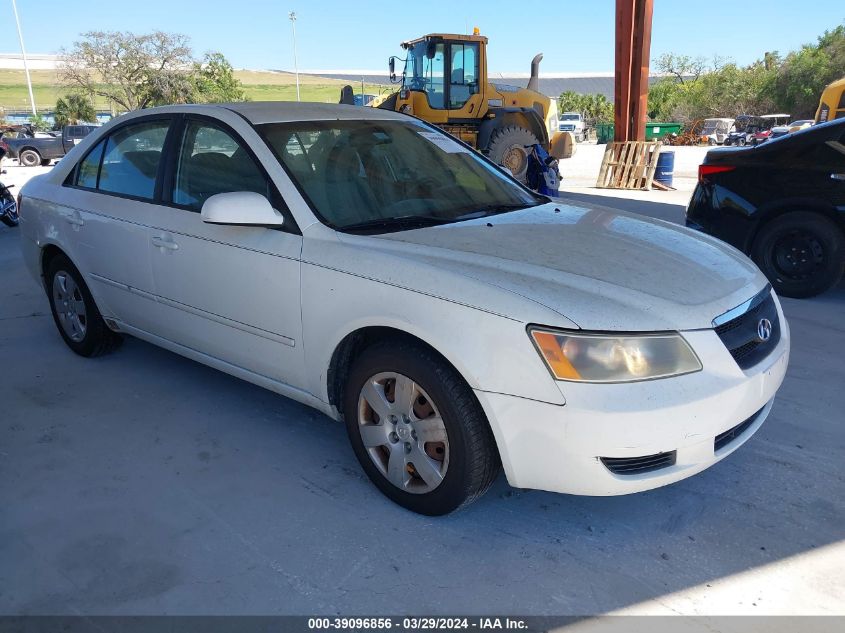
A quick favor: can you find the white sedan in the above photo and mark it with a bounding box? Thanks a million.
[18,103,789,515]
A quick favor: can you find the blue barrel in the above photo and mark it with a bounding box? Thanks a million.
[655,150,675,187]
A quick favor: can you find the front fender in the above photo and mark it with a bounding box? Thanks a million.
[301,261,566,409]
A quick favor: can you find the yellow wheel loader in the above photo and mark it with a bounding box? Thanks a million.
[343,31,574,181]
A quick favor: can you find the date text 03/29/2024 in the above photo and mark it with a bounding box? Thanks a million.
[307,617,529,630]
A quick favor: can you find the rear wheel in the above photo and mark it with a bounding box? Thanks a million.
[46,254,121,356]
[19,149,41,167]
[486,125,540,182]
[751,211,845,298]
[40,158,52,166]
[343,339,500,515]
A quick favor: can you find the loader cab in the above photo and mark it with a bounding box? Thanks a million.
[394,33,488,122]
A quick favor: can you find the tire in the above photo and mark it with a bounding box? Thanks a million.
[485,125,540,182]
[45,254,122,356]
[343,339,500,515]
[708,138,717,146]
[738,137,746,147]
[751,211,845,298]
[40,158,52,167]
[19,149,41,167]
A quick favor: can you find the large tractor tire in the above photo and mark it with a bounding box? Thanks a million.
[486,126,540,182]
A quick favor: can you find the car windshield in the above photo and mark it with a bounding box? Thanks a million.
[258,120,542,233]
[561,114,580,121]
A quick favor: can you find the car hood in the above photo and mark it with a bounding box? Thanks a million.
[362,202,767,331]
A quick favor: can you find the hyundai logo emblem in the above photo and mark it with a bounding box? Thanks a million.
[757,318,773,342]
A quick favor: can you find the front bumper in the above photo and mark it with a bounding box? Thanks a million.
[475,307,790,496]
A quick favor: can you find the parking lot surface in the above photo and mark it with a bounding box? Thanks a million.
[1,162,843,615]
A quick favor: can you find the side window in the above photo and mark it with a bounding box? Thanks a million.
[98,120,170,200]
[449,43,479,109]
[172,121,271,210]
[75,139,105,188]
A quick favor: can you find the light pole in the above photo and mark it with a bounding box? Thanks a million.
[289,11,300,102]
[11,0,37,117]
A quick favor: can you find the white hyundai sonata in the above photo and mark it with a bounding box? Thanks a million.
[18,103,789,515]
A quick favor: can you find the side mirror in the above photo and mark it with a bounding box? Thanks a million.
[389,56,396,82]
[201,191,284,227]
[425,40,437,60]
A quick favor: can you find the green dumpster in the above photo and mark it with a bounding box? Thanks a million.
[595,122,684,143]
[596,123,614,144]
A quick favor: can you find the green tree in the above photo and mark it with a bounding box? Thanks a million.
[192,52,247,103]
[771,25,845,118]
[28,114,53,132]
[54,94,97,127]
[557,91,613,125]
[647,79,682,120]
[60,31,194,110]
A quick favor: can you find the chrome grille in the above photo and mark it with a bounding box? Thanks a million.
[713,286,780,370]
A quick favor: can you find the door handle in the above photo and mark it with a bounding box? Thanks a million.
[831,173,845,181]
[152,235,179,250]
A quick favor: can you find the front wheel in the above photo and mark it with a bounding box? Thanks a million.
[343,339,500,515]
[46,254,122,356]
[19,149,41,167]
[486,125,541,182]
[751,211,845,298]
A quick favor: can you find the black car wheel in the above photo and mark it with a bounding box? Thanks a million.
[752,212,845,298]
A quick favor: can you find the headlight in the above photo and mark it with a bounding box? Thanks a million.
[529,327,702,383]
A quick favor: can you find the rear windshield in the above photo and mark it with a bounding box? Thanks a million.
[258,120,540,232]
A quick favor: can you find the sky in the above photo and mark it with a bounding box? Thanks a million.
[3,0,842,74]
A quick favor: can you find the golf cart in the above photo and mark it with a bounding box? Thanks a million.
[699,118,735,145]
[751,114,791,145]
[723,115,761,146]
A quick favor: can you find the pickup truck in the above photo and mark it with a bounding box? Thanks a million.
[6,125,97,167]
[558,112,587,142]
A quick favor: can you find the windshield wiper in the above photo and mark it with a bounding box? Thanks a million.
[340,215,453,234]
[454,202,538,220]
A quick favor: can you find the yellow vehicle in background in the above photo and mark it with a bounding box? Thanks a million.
[815,77,845,122]
[364,30,573,181]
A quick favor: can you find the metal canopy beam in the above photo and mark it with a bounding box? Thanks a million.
[614,0,654,142]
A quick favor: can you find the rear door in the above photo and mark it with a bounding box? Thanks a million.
[147,116,305,388]
[60,116,173,332]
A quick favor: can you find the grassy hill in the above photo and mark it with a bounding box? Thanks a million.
[0,68,389,114]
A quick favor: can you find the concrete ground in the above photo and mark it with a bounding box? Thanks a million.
[1,156,844,616]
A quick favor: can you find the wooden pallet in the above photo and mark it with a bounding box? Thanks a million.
[595,141,662,190]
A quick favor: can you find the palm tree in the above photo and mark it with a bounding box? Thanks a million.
[54,94,96,127]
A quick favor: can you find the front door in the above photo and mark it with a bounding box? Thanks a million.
[147,117,305,389]
[447,41,484,119]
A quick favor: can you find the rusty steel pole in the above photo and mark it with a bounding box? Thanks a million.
[614,0,654,142]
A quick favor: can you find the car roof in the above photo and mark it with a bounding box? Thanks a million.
[221,101,409,125]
